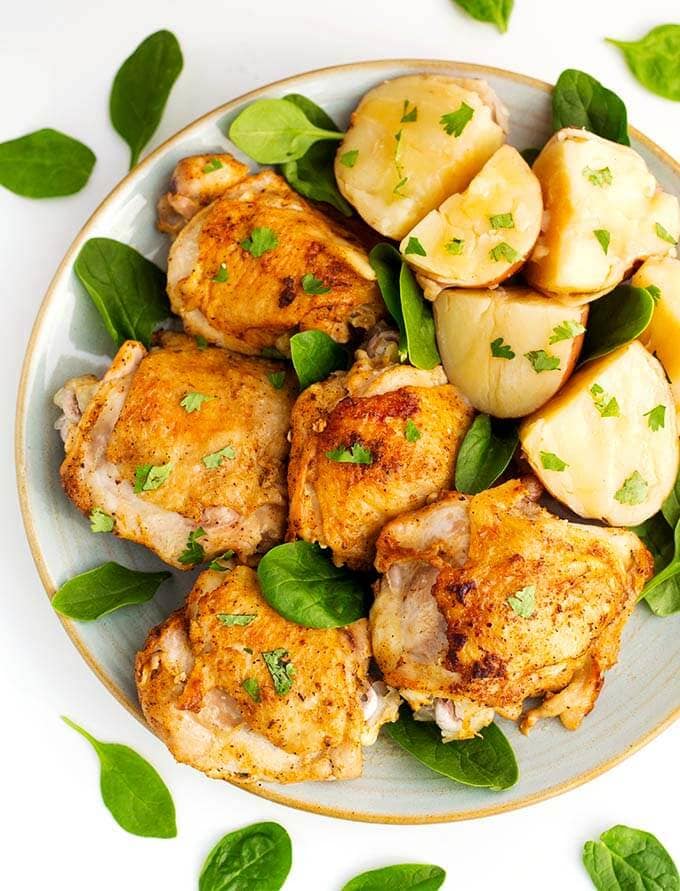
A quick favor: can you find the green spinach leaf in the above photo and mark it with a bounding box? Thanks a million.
[644,520,680,616]
[257,541,366,628]
[62,717,176,838]
[631,512,675,573]
[51,562,171,621]
[552,69,630,145]
[229,98,343,164]
[400,263,440,369]
[289,329,347,389]
[110,30,183,169]
[583,824,679,890]
[386,709,518,790]
[199,822,292,891]
[455,414,518,494]
[451,0,513,33]
[580,284,654,363]
[0,128,95,198]
[607,25,680,102]
[663,472,680,528]
[74,237,170,349]
[369,243,407,357]
[342,863,446,891]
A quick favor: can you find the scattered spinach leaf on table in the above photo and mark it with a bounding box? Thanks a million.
[199,822,292,891]
[0,128,95,198]
[552,69,630,145]
[455,414,518,494]
[451,0,513,33]
[583,824,679,890]
[342,863,446,891]
[580,284,654,363]
[289,329,347,389]
[606,25,680,102]
[51,562,171,621]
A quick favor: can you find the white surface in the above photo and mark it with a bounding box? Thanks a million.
[1,0,678,888]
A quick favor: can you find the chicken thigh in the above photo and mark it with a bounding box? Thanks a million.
[371,478,653,739]
[55,333,294,569]
[136,565,399,783]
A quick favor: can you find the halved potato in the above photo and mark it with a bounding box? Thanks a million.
[334,75,506,240]
[632,257,680,421]
[434,286,587,417]
[525,129,679,304]
[400,146,542,289]
[520,341,679,526]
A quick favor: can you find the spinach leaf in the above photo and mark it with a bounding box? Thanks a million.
[369,243,407,356]
[644,520,680,616]
[386,709,518,791]
[110,30,183,169]
[455,414,518,494]
[229,98,343,164]
[62,717,176,838]
[342,863,446,891]
[74,237,170,349]
[606,25,680,102]
[451,0,513,33]
[552,69,630,145]
[583,824,679,890]
[632,512,675,573]
[199,822,292,891]
[257,541,366,628]
[663,472,680,528]
[580,284,654,363]
[51,562,171,621]
[289,329,347,389]
[280,94,352,216]
[400,263,440,370]
[0,128,95,198]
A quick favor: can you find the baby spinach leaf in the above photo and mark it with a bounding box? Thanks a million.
[280,94,352,216]
[644,520,680,616]
[386,709,518,791]
[199,822,292,891]
[580,284,655,363]
[606,25,680,102]
[74,237,170,349]
[455,414,518,495]
[0,128,95,198]
[52,562,171,621]
[369,243,407,355]
[399,263,440,370]
[257,541,366,628]
[62,717,176,838]
[451,0,513,33]
[229,98,343,164]
[110,30,183,169]
[342,863,446,891]
[663,472,680,529]
[583,824,679,890]
[632,512,675,573]
[290,329,347,389]
[552,69,630,145]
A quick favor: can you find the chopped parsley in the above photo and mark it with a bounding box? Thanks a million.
[262,648,295,696]
[590,383,620,418]
[393,175,409,197]
[549,319,586,344]
[212,262,229,283]
[301,273,331,295]
[134,462,173,493]
[209,551,235,571]
[644,405,666,431]
[540,451,568,472]
[593,229,610,254]
[325,442,373,465]
[340,149,359,168]
[655,222,677,245]
[489,212,514,230]
[404,419,421,442]
[202,157,223,173]
[614,471,648,506]
[89,507,114,533]
[445,238,464,255]
[180,391,216,413]
[400,99,418,123]
[507,585,536,618]
[218,613,257,626]
[195,334,208,350]
[268,371,286,390]
[178,527,206,565]
[489,242,519,263]
[490,337,515,359]
[440,102,474,136]
[582,166,613,187]
[404,236,427,256]
[241,677,261,702]
[202,445,236,468]
[525,350,561,373]
[241,226,278,257]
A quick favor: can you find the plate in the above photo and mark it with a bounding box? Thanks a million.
[16,59,680,824]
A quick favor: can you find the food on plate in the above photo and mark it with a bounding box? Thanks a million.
[520,341,679,525]
[334,75,506,240]
[54,332,295,569]
[433,285,588,417]
[371,478,653,739]
[287,335,474,569]
[135,565,400,783]
[525,128,679,304]
[400,146,542,290]
[165,167,384,356]
[632,256,680,418]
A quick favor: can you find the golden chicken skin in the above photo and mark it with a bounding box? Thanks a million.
[287,341,474,570]
[164,164,385,356]
[54,333,294,569]
[135,566,399,784]
[371,478,653,739]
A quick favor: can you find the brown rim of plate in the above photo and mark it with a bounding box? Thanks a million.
[14,58,680,825]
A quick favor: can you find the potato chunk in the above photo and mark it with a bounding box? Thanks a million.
[525,129,679,304]
[520,341,679,526]
[400,146,542,289]
[632,257,680,421]
[434,286,587,417]
[334,75,506,240]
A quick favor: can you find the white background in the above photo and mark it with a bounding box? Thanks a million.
[1,1,678,888]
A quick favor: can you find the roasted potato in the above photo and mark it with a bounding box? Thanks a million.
[434,286,587,417]
[525,129,679,304]
[632,257,680,421]
[400,146,542,289]
[520,341,679,526]
[334,75,506,240]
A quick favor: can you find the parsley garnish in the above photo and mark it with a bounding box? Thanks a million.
[262,648,295,696]
[404,419,421,442]
[615,471,648,506]
[301,273,331,294]
[590,383,620,418]
[400,99,418,123]
[445,238,464,255]
[325,442,373,464]
[89,507,114,533]
[655,222,677,245]
[241,677,261,702]
[490,337,515,359]
[393,175,409,197]
[489,212,514,230]
[646,284,661,302]
[178,527,206,565]
[582,166,613,187]
[209,550,235,571]
[540,451,568,471]
[440,102,474,136]
[195,334,208,350]
[594,229,610,254]
[203,157,223,173]
[525,350,560,373]
[212,262,229,283]
[489,242,519,263]
[134,462,172,493]
[241,227,278,257]
[644,405,666,431]
[268,371,286,389]
[404,236,427,256]
[549,319,586,344]
[340,149,358,168]
[180,391,216,413]
[218,613,257,626]
[202,445,236,468]
[507,585,536,618]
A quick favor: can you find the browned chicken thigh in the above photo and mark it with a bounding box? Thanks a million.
[371,478,653,739]
[55,333,294,569]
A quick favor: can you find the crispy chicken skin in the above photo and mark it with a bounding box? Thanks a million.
[164,167,385,356]
[287,346,474,569]
[55,333,294,569]
[371,478,653,739]
[135,566,399,784]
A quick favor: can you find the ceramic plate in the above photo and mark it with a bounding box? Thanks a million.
[16,60,680,823]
